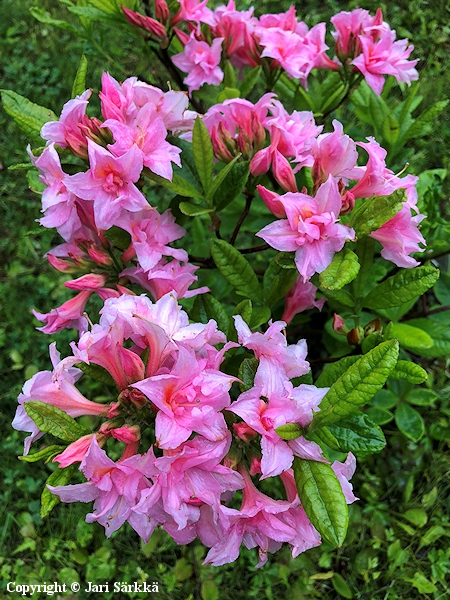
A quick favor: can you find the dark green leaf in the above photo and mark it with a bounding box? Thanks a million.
[263,258,298,306]
[239,66,263,97]
[319,248,360,291]
[77,362,116,387]
[309,341,399,431]
[274,252,296,269]
[210,239,262,302]
[249,306,271,329]
[191,294,230,334]
[41,465,77,518]
[213,161,249,211]
[25,402,90,442]
[329,413,386,458]
[179,201,214,216]
[71,55,88,98]
[1,90,57,141]
[382,114,399,145]
[208,153,242,199]
[363,266,439,309]
[192,117,214,194]
[104,226,131,250]
[350,189,405,237]
[332,573,353,599]
[293,458,348,547]
[316,357,361,388]
[30,7,79,33]
[365,406,394,425]
[324,289,355,308]
[143,168,201,198]
[407,318,450,358]
[405,388,438,406]
[395,403,425,441]
[238,358,258,392]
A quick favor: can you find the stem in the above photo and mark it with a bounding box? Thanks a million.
[419,248,450,263]
[239,244,270,254]
[229,190,254,246]
[320,74,363,121]
[210,213,222,239]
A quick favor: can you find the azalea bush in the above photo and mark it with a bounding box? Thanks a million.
[2,0,448,573]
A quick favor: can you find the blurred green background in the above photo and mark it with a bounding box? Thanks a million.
[1,1,449,598]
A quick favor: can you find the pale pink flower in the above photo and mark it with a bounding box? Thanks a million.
[171,0,217,26]
[330,8,386,60]
[332,453,358,503]
[256,177,355,281]
[41,89,91,151]
[172,35,224,93]
[212,1,259,68]
[370,204,426,267]
[310,120,360,184]
[33,290,91,334]
[282,279,326,324]
[65,140,147,231]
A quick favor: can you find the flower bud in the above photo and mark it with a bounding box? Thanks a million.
[110,424,141,444]
[233,422,258,443]
[256,185,286,218]
[52,434,95,467]
[347,326,364,345]
[272,150,298,192]
[211,126,234,163]
[122,7,167,40]
[333,313,348,335]
[155,0,169,23]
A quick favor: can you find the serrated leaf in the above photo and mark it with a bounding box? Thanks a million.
[210,239,262,303]
[71,55,88,98]
[395,403,425,441]
[275,423,303,440]
[350,189,404,237]
[239,66,263,97]
[25,401,89,442]
[293,458,348,547]
[389,360,428,384]
[143,168,201,198]
[238,357,258,392]
[385,322,433,350]
[104,225,132,250]
[77,362,116,387]
[363,266,439,309]
[319,248,360,291]
[19,445,65,463]
[329,413,386,458]
[192,117,214,195]
[179,201,214,216]
[41,465,77,518]
[1,90,57,141]
[213,161,249,211]
[309,341,399,431]
[316,356,361,388]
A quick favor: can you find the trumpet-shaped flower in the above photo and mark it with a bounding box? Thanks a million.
[172,36,224,93]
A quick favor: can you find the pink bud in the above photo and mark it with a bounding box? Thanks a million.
[173,27,190,46]
[64,273,108,291]
[47,254,78,273]
[53,434,95,467]
[250,147,272,176]
[233,422,258,443]
[110,424,141,444]
[272,150,298,192]
[256,185,286,218]
[155,0,169,23]
[122,7,167,39]
[249,457,262,476]
[237,127,252,159]
[87,245,112,266]
[251,113,266,152]
[340,190,355,215]
[121,244,136,264]
[211,127,234,163]
[64,130,88,160]
[333,313,348,335]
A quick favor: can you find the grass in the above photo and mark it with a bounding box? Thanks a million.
[1,1,450,598]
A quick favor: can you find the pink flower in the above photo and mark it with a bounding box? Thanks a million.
[282,279,326,324]
[171,0,217,26]
[48,438,157,540]
[212,1,259,68]
[122,7,167,39]
[256,177,355,281]
[41,90,91,153]
[133,347,235,449]
[310,120,360,185]
[331,8,385,60]
[65,140,147,230]
[104,104,181,180]
[370,204,426,267]
[172,35,224,93]
[332,453,358,503]
[33,290,92,334]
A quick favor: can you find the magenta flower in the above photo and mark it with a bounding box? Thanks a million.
[65,140,147,230]
[172,35,225,94]
[212,1,259,68]
[256,177,355,281]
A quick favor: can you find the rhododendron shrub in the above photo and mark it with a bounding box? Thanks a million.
[3,0,442,569]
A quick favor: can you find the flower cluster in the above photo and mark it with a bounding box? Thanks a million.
[124,1,418,95]
[14,293,356,566]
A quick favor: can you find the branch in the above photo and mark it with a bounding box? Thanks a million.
[239,244,270,254]
[229,190,254,246]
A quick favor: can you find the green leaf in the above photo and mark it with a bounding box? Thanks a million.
[263,257,298,306]
[77,362,116,387]
[274,252,296,269]
[191,294,230,334]
[363,266,439,309]
[179,201,214,216]
[402,508,428,528]
[319,248,360,291]
[434,271,450,305]
[385,322,433,350]
[406,573,437,594]
[67,6,119,20]
[275,423,303,440]
[25,402,90,442]
[143,168,201,198]
[201,580,219,600]
[217,87,240,103]
[365,407,394,425]
[325,289,355,308]
[210,239,262,303]
[332,573,353,599]
[309,341,399,431]
[104,225,132,250]
[405,388,438,406]
[293,458,348,547]
[1,90,57,141]
[407,318,450,358]
[71,55,88,98]
[30,7,79,33]
[223,61,237,88]
[232,299,253,325]
[192,117,214,195]
[389,360,428,384]
[239,66,263,98]
[350,189,405,237]
[382,114,399,145]
[316,357,360,388]
[213,161,249,211]
[395,403,425,441]
[208,153,242,200]
[19,445,65,463]
[418,525,447,549]
[238,358,258,392]
[370,388,398,409]
[310,426,341,452]
[329,413,386,458]
[41,465,77,518]
[249,306,271,328]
